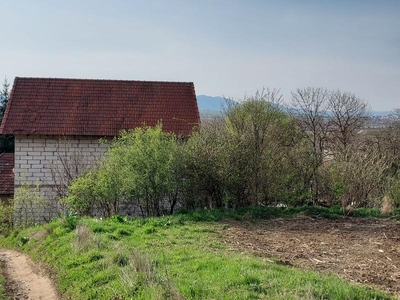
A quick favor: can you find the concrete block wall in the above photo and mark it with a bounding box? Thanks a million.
[15,135,109,186]
[14,135,110,222]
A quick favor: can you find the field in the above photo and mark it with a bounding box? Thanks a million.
[223,217,400,297]
[0,207,398,299]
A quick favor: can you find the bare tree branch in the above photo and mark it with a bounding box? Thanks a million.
[328,90,369,157]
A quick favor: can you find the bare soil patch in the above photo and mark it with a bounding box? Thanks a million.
[0,249,59,300]
[221,217,400,297]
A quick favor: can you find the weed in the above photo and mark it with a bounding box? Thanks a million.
[73,224,93,252]
[60,210,79,231]
[113,253,129,267]
[107,215,129,224]
[144,227,157,234]
[107,234,119,241]
[115,228,131,237]
[18,236,29,247]
[89,251,104,262]
[90,272,116,287]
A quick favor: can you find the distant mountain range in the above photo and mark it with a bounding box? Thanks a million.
[196,95,392,117]
[196,95,227,111]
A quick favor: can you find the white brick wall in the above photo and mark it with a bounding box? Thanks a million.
[15,135,110,186]
[14,135,111,221]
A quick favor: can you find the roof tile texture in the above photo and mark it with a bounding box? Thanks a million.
[0,153,14,195]
[0,77,200,136]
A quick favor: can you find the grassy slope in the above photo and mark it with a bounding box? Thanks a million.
[0,207,397,300]
[0,266,9,300]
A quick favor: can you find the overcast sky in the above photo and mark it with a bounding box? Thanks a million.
[2,0,399,110]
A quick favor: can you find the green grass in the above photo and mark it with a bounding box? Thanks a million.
[0,262,9,300]
[0,208,396,299]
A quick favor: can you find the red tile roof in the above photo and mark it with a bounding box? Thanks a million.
[0,77,200,136]
[0,153,14,195]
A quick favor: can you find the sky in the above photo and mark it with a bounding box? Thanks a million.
[1,0,399,111]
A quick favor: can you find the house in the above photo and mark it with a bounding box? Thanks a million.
[0,77,200,222]
[0,153,14,203]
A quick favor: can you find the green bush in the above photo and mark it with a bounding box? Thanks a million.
[0,199,14,234]
[13,181,48,227]
[64,124,181,218]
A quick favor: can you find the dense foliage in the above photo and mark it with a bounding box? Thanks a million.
[62,88,400,218]
[181,90,313,209]
[64,125,181,217]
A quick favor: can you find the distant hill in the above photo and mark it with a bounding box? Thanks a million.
[196,95,226,111]
[370,111,392,117]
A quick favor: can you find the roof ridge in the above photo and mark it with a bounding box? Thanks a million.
[14,77,194,85]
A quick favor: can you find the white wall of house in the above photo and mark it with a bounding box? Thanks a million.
[14,134,110,223]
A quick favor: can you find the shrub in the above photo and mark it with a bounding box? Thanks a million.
[13,181,48,227]
[0,198,15,233]
[64,124,181,218]
[387,171,400,208]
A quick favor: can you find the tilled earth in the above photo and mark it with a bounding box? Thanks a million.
[221,217,400,297]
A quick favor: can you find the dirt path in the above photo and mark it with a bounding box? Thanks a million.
[221,217,400,298]
[0,249,59,300]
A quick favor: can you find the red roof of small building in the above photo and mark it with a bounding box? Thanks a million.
[0,77,200,136]
[0,153,14,195]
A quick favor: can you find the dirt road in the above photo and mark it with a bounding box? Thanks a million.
[222,217,400,297]
[0,249,59,300]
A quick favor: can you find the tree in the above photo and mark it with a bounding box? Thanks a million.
[224,89,287,205]
[181,119,227,209]
[113,125,181,217]
[0,77,14,153]
[180,90,313,209]
[381,109,400,172]
[290,88,371,204]
[0,78,9,119]
[291,87,330,203]
[371,124,400,174]
[328,145,389,209]
[371,108,400,209]
[328,90,369,158]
